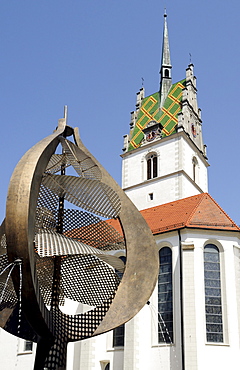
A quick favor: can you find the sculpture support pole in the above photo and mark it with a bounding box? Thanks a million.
[51,158,65,309]
[34,337,54,370]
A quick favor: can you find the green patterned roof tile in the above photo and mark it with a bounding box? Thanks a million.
[128,79,186,151]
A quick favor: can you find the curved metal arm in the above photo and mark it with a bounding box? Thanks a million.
[73,128,159,334]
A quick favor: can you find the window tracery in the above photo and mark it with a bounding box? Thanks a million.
[147,153,158,180]
[158,247,173,343]
[204,244,223,343]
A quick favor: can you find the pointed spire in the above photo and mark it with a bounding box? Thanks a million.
[159,11,172,107]
[161,10,171,67]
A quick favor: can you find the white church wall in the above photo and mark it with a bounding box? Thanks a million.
[124,171,204,211]
[0,228,239,370]
[180,229,240,370]
[0,329,36,370]
[122,132,208,210]
[179,136,208,193]
[71,232,184,370]
[234,246,240,349]
[122,137,178,190]
[125,175,177,210]
[15,339,36,370]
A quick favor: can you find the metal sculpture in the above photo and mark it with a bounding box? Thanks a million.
[0,111,158,369]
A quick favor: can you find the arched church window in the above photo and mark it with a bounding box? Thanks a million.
[164,69,169,78]
[204,244,223,343]
[113,256,126,347]
[192,156,198,182]
[147,153,158,180]
[158,247,173,343]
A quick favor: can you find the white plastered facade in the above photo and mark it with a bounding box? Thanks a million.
[67,229,240,370]
[121,131,208,210]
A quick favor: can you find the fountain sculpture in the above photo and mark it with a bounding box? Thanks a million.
[0,111,158,369]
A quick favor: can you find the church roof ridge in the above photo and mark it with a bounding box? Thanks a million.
[141,193,240,234]
[187,192,239,229]
[106,193,240,237]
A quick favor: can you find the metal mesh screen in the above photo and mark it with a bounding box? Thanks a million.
[45,153,70,175]
[63,209,125,251]
[60,137,102,180]
[0,254,17,310]
[35,184,59,233]
[42,174,121,218]
[1,133,128,369]
[60,255,120,306]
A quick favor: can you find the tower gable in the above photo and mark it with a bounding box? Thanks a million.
[178,64,205,155]
[126,79,186,152]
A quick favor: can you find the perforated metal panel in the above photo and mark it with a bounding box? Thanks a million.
[63,209,125,251]
[0,133,125,355]
[60,137,101,180]
[42,174,121,218]
[43,294,114,369]
[60,255,120,306]
[0,254,17,310]
[45,153,70,175]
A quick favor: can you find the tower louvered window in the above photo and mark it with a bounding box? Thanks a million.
[192,156,198,182]
[158,247,173,343]
[204,244,223,342]
[147,154,158,180]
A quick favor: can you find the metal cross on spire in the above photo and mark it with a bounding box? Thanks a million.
[64,105,68,125]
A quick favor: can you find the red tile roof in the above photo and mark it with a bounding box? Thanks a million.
[107,193,240,235]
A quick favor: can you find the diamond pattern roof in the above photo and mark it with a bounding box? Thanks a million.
[128,79,186,151]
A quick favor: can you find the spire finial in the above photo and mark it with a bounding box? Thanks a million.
[159,10,172,106]
[64,105,68,124]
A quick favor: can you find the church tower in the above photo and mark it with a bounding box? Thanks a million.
[122,13,209,211]
[0,11,239,370]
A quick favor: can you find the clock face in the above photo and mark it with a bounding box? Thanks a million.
[191,123,197,138]
[146,129,157,142]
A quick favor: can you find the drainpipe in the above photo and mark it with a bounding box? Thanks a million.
[178,229,185,370]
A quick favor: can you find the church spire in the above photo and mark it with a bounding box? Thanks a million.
[159,11,172,107]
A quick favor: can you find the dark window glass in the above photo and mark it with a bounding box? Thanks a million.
[147,154,158,180]
[165,69,169,78]
[113,325,125,347]
[158,247,173,343]
[147,158,151,180]
[192,156,198,182]
[204,244,223,343]
[153,156,157,178]
[113,256,126,347]
[24,340,33,351]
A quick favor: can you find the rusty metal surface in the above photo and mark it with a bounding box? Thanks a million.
[0,116,158,369]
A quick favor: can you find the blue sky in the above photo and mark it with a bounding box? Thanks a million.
[1,0,240,225]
